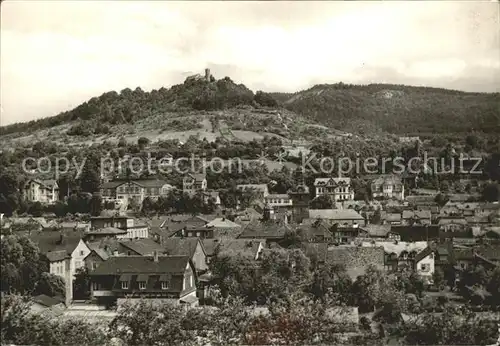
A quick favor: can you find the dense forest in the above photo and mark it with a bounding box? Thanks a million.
[280,83,500,135]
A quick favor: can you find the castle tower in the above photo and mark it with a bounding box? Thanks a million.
[204,68,211,82]
[288,168,310,224]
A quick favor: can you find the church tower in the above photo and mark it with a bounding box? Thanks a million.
[288,169,310,224]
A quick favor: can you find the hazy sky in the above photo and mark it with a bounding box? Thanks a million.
[1,1,499,126]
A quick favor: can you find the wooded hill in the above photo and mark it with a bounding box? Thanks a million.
[1,76,498,137]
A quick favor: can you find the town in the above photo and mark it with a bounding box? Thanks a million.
[1,1,500,345]
[1,133,500,344]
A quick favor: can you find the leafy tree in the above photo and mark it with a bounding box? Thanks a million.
[254,91,279,107]
[310,194,335,209]
[137,136,150,149]
[1,294,109,346]
[34,272,65,298]
[89,195,102,216]
[309,263,352,303]
[73,267,91,300]
[432,267,445,290]
[401,305,498,345]
[79,153,101,194]
[109,299,194,346]
[481,183,500,202]
[1,235,48,295]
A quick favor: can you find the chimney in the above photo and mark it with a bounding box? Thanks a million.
[64,257,73,307]
[204,68,211,81]
[153,250,159,262]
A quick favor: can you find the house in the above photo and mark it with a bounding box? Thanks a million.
[264,194,293,208]
[183,173,207,194]
[361,224,391,239]
[89,254,198,306]
[313,177,354,201]
[84,247,110,271]
[84,227,128,241]
[389,225,440,242]
[202,191,221,205]
[454,245,500,271]
[297,219,333,243]
[364,241,429,272]
[382,212,402,225]
[29,229,91,303]
[402,210,432,225]
[307,209,365,227]
[370,175,404,201]
[437,216,468,232]
[238,219,290,244]
[162,238,208,273]
[112,179,173,204]
[90,216,149,239]
[331,225,368,244]
[441,202,480,217]
[23,179,59,204]
[413,247,435,284]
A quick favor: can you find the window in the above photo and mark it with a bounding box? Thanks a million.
[138,281,146,290]
[80,250,85,256]
[92,282,99,290]
[92,262,98,270]
[121,281,129,289]
[190,275,193,288]
[161,281,169,290]
[420,263,430,272]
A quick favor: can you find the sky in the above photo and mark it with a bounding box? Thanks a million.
[1,1,499,126]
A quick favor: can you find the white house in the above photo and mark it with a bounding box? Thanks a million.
[24,179,59,204]
[314,177,354,201]
[264,194,293,208]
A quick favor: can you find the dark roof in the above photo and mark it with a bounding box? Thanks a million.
[119,238,165,256]
[29,229,85,256]
[390,225,440,241]
[91,255,190,275]
[45,250,70,262]
[86,238,120,256]
[414,246,433,263]
[163,238,202,257]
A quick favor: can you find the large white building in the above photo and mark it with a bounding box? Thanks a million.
[101,179,173,204]
[370,175,405,201]
[314,177,354,202]
[24,179,59,204]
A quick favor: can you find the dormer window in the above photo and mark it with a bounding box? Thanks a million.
[161,281,169,290]
[138,281,146,290]
[121,281,129,289]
